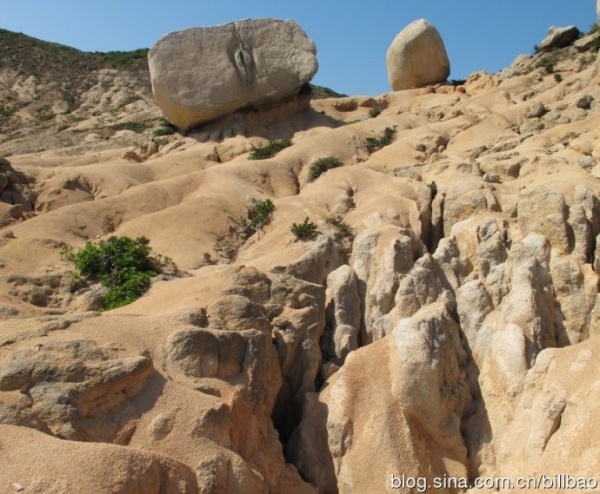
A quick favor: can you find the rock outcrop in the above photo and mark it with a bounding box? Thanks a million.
[0,424,199,493]
[538,25,580,53]
[0,158,35,226]
[148,19,318,130]
[2,14,600,494]
[386,19,450,91]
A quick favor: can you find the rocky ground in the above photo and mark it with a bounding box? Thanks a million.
[0,26,600,494]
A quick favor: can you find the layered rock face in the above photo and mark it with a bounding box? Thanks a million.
[148,19,318,130]
[386,19,450,91]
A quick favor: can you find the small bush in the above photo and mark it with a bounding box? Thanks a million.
[554,73,563,83]
[0,105,15,117]
[61,236,175,310]
[309,156,342,181]
[333,219,352,237]
[428,181,438,199]
[541,61,554,74]
[154,119,176,136]
[368,107,382,118]
[98,49,150,69]
[248,139,292,160]
[111,121,151,133]
[365,126,397,153]
[291,217,318,240]
[249,198,276,227]
[62,91,79,114]
[239,198,276,239]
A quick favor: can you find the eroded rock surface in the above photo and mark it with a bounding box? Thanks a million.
[1,16,600,494]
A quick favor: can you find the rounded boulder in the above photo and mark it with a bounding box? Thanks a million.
[386,19,450,91]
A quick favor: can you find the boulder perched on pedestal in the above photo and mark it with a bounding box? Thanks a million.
[148,18,318,131]
[386,19,450,91]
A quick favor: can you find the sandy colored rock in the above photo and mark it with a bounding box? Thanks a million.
[386,19,450,91]
[291,298,471,493]
[1,21,600,494]
[149,19,318,130]
[321,265,360,366]
[0,424,198,493]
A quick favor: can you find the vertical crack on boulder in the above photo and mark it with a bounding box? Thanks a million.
[232,24,255,86]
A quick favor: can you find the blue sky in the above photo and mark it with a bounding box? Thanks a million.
[1,1,596,96]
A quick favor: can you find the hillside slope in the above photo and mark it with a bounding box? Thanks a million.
[0,27,600,493]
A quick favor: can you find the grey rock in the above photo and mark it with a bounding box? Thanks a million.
[149,19,318,130]
[527,102,548,119]
[539,25,580,53]
[576,94,593,110]
[579,156,596,170]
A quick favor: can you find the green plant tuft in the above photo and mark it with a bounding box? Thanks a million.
[61,236,176,310]
[365,126,398,153]
[428,181,438,199]
[291,217,318,240]
[111,121,152,134]
[368,107,382,118]
[309,156,342,181]
[239,198,276,239]
[333,219,352,237]
[0,104,15,117]
[248,139,292,160]
[153,118,176,136]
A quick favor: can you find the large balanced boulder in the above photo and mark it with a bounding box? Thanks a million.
[386,19,450,91]
[148,18,318,130]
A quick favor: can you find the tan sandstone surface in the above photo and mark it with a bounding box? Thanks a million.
[0,21,600,494]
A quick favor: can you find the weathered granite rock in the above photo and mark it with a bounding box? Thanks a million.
[539,25,580,53]
[386,19,450,91]
[149,19,318,130]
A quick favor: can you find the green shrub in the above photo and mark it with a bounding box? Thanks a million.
[428,181,438,199]
[0,104,15,117]
[62,91,79,114]
[309,156,342,181]
[248,139,292,160]
[239,198,276,239]
[249,198,275,227]
[291,217,318,240]
[368,107,382,118]
[98,49,150,69]
[61,236,175,310]
[554,73,563,83]
[111,121,151,133]
[333,219,352,237]
[365,126,397,153]
[154,119,176,136]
